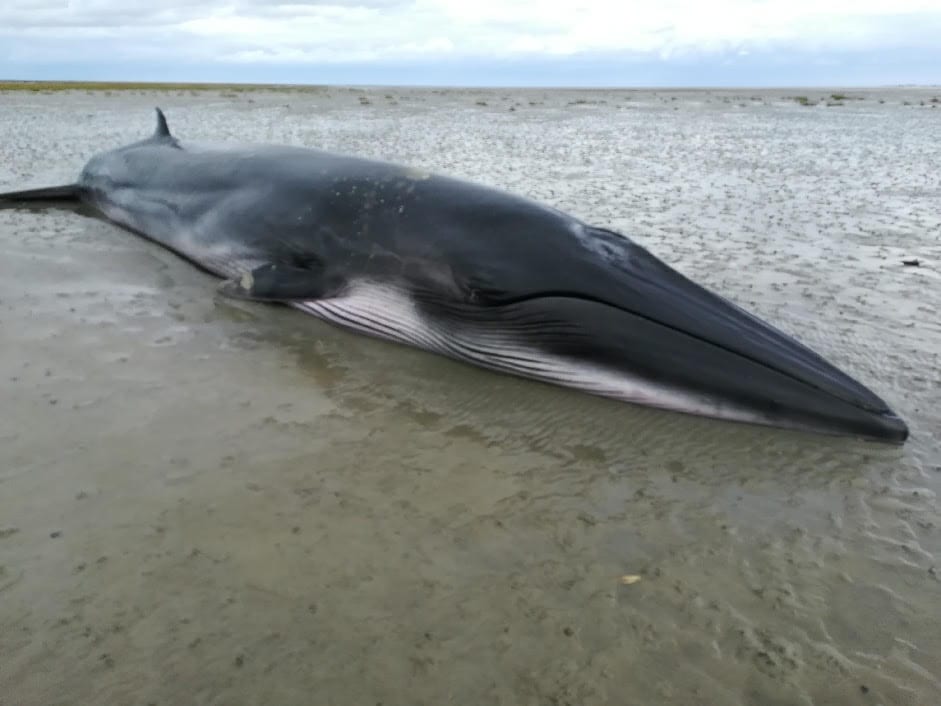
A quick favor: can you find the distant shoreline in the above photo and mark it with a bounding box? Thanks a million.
[1,80,939,93]
[0,81,317,92]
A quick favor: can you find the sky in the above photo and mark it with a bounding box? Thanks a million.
[1,1,939,87]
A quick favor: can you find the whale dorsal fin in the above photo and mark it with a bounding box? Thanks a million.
[154,107,172,140]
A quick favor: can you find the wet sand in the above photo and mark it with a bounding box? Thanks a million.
[1,87,939,705]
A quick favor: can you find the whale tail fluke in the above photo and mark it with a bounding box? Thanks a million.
[0,184,82,209]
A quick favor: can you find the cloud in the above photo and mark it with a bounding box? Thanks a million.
[0,1,939,83]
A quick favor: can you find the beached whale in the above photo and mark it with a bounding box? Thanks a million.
[0,109,908,442]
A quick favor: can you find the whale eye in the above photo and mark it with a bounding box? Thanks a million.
[288,253,322,270]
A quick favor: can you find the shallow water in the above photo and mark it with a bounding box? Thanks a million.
[1,87,939,705]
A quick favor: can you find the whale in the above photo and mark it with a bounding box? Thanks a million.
[0,109,908,443]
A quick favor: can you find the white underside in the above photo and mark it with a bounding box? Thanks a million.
[291,281,773,426]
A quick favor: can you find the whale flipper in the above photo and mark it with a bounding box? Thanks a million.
[217,262,345,302]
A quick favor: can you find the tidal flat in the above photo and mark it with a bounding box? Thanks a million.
[1,85,939,705]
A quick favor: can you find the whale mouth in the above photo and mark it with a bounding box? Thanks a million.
[403,231,909,443]
[509,293,909,442]
[490,239,909,442]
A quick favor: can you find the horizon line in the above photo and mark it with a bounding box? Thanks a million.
[2,79,940,91]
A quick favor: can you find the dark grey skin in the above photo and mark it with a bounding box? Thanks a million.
[0,109,909,443]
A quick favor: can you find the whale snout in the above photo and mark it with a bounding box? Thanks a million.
[463,231,909,443]
[868,412,909,443]
[543,238,909,443]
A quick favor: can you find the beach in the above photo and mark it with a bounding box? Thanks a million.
[1,85,939,705]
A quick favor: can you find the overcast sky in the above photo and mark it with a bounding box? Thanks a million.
[1,1,939,86]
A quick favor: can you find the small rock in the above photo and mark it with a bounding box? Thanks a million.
[50,530,62,538]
